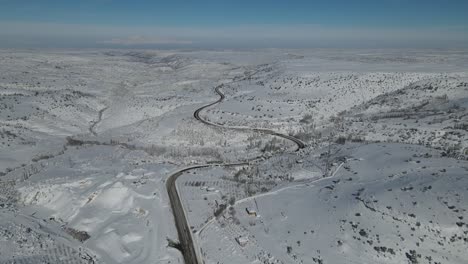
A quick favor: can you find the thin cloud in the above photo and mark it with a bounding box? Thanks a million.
[98,36,192,45]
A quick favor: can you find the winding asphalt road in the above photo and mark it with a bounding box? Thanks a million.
[194,85,305,150]
[166,80,305,264]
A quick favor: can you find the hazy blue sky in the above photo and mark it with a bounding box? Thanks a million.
[1,0,467,48]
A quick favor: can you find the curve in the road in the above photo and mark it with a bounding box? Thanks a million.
[194,85,305,150]
[167,77,306,264]
[166,162,248,264]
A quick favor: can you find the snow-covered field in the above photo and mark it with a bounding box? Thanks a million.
[1,49,467,263]
[201,143,468,264]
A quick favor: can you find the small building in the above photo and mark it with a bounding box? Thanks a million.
[235,236,249,247]
[245,207,257,217]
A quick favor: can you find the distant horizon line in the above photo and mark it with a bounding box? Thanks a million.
[1,21,467,49]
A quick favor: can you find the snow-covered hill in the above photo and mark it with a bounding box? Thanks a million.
[203,143,468,264]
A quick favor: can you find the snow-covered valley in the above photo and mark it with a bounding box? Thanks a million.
[0,49,467,264]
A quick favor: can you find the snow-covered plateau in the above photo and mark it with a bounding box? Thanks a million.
[0,49,467,264]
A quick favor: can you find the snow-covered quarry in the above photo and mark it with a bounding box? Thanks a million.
[1,49,467,264]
